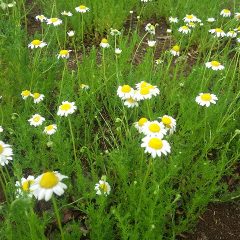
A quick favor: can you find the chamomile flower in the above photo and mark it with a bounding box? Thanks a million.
[234,26,240,33]
[95,179,111,196]
[142,121,167,138]
[15,176,35,198]
[61,11,73,17]
[207,17,215,22]
[43,124,57,135]
[226,30,237,38]
[237,38,240,43]
[110,28,121,36]
[147,40,156,47]
[141,136,171,158]
[47,18,62,26]
[235,13,240,21]
[183,14,198,23]
[115,48,122,54]
[160,115,176,134]
[145,23,156,35]
[57,101,77,117]
[178,26,191,34]
[80,84,90,90]
[117,85,134,99]
[187,22,196,28]
[205,61,224,70]
[169,17,178,23]
[135,82,159,100]
[0,141,13,166]
[67,30,75,37]
[28,39,47,49]
[100,38,110,48]
[21,90,31,99]
[75,5,90,13]
[35,15,46,22]
[134,117,148,133]
[57,50,72,59]
[195,93,218,107]
[28,114,45,127]
[31,92,44,104]
[220,9,231,17]
[123,97,139,108]
[170,45,180,56]
[0,126,3,133]
[209,28,226,37]
[30,171,68,201]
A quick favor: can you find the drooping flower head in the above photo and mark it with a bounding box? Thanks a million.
[0,141,13,166]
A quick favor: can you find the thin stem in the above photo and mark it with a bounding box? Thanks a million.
[68,118,78,166]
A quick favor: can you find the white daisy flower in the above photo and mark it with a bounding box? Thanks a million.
[145,23,156,35]
[220,9,231,17]
[100,38,110,48]
[147,40,156,47]
[67,30,75,37]
[15,175,35,198]
[169,17,178,23]
[207,17,215,22]
[142,121,167,138]
[134,117,149,133]
[141,136,171,158]
[117,85,134,100]
[31,92,44,104]
[57,50,72,59]
[80,84,90,90]
[209,28,226,38]
[226,30,237,38]
[234,13,240,21]
[43,124,57,135]
[30,171,68,201]
[135,83,159,101]
[205,61,224,70]
[195,93,218,107]
[28,39,47,49]
[75,5,90,13]
[110,28,121,36]
[0,141,13,166]
[123,97,139,108]
[237,38,240,43]
[178,26,191,34]
[47,18,62,26]
[115,48,122,54]
[0,126,3,133]
[35,15,47,22]
[28,114,45,127]
[187,22,196,28]
[21,90,31,99]
[61,11,73,17]
[183,14,198,23]
[160,115,176,134]
[57,101,77,117]
[170,45,180,56]
[95,179,111,196]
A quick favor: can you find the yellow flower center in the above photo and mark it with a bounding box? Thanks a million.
[22,180,34,192]
[148,123,160,132]
[172,45,180,52]
[50,18,58,23]
[101,38,108,43]
[39,172,59,189]
[215,28,223,33]
[33,93,40,99]
[148,138,163,150]
[22,90,31,97]
[140,86,151,95]
[223,9,230,13]
[33,116,41,122]
[186,15,193,19]
[162,116,172,125]
[60,50,68,56]
[79,5,86,9]
[121,85,131,93]
[32,40,41,46]
[138,118,148,126]
[46,125,54,131]
[182,26,189,30]
[211,61,220,67]
[200,93,212,101]
[99,183,108,192]
[0,145,3,154]
[60,103,71,111]
[126,98,136,104]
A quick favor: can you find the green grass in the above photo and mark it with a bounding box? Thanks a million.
[0,0,240,239]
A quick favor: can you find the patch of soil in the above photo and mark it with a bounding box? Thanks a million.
[182,202,240,240]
